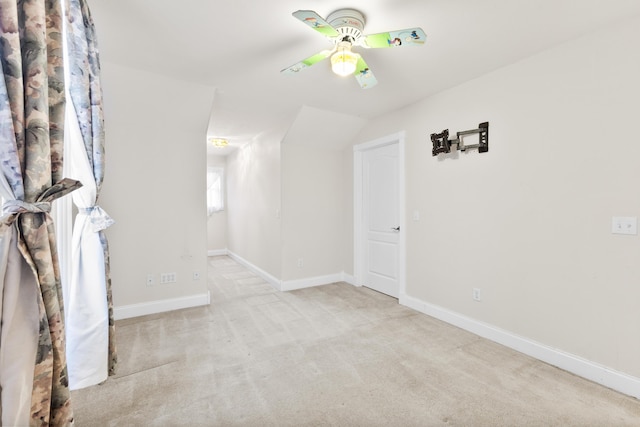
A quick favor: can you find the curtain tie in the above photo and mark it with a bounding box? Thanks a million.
[0,179,82,233]
[79,205,115,232]
[0,200,52,233]
[2,199,52,215]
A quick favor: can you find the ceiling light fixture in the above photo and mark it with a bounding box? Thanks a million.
[209,138,228,148]
[282,9,426,88]
[331,42,358,77]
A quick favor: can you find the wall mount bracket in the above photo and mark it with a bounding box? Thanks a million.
[431,122,489,156]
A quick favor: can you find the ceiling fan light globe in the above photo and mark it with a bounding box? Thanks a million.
[331,47,358,76]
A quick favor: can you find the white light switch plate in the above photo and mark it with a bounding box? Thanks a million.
[612,216,637,235]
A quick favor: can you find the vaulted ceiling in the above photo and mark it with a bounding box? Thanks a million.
[89,0,640,154]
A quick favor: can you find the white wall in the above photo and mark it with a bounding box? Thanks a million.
[99,62,213,314]
[350,17,640,380]
[226,128,284,279]
[342,148,354,276]
[281,144,345,281]
[207,154,227,253]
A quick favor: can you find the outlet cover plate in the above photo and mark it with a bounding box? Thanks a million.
[612,216,637,235]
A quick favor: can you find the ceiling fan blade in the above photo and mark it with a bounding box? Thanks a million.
[292,10,340,38]
[354,56,378,89]
[281,49,333,74]
[361,27,427,48]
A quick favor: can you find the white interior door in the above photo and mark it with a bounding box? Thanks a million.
[362,143,400,298]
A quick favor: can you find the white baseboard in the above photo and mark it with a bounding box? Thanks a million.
[208,249,228,257]
[114,291,211,320]
[282,273,345,291]
[226,251,356,292]
[227,251,283,290]
[400,293,640,399]
[342,272,357,286]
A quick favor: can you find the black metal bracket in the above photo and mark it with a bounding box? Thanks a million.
[431,122,489,156]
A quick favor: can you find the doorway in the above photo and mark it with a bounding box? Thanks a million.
[353,132,405,298]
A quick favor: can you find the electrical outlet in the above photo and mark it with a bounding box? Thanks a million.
[146,274,154,286]
[297,258,304,268]
[472,288,481,302]
[160,272,177,284]
[612,216,637,235]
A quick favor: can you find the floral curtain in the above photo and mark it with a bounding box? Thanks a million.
[0,0,81,425]
[62,0,116,390]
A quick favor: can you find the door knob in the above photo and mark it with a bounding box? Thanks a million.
[391,226,400,231]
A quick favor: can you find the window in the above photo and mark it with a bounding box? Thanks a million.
[207,167,225,215]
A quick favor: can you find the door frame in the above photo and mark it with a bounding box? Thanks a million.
[353,131,406,299]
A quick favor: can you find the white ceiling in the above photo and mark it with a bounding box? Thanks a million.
[88,0,640,155]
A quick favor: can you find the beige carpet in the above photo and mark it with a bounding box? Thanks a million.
[71,256,640,426]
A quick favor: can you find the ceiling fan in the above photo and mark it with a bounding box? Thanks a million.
[281,9,426,89]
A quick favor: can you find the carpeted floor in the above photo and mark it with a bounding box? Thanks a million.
[71,256,640,426]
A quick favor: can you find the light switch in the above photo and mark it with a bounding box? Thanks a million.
[413,210,420,221]
[611,216,637,235]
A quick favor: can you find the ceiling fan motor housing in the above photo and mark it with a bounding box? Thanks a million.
[326,9,365,43]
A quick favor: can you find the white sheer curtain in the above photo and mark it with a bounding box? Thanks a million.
[61,97,114,389]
